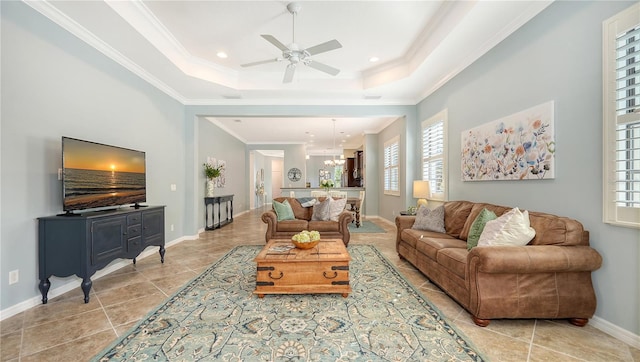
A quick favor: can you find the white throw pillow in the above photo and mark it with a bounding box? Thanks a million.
[328,197,348,221]
[477,207,536,246]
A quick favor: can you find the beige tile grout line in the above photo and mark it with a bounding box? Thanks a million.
[19,313,26,361]
[527,319,537,362]
[92,290,118,338]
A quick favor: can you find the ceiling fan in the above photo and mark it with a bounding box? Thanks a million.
[240,2,342,83]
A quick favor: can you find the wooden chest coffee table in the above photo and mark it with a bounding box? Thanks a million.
[254,238,351,298]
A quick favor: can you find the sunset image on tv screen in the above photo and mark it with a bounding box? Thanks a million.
[63,137,146,211]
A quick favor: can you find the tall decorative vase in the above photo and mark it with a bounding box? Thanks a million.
[206,179,215,197]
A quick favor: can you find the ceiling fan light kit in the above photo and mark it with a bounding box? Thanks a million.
[240,2,342,83]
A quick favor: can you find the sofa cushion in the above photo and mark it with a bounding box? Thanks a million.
[328,197,348,221]
[478,207,536,247]
[273,197,312,220]
[275,219,309,232]
[416,236,467,261]
[308,220,340,232]
[527,211,588,246]
[273,199,295,221]
[412,205,445,232]
[436,248,468,279]
[400,229,455,250]
[311,198,332,221]
[467,208,497,250]
[443,201,474,238]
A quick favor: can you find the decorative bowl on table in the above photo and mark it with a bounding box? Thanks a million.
[292,239,319,249]
[291,230,321,250]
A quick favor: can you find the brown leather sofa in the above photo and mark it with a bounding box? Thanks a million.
[395,200,602,327]
[261,197,353,245]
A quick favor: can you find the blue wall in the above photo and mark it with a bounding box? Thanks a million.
[416,1,639,335]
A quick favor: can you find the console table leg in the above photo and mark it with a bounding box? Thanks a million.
[39,278,51,304]
[81,278,92,303]
[159,245,166,263]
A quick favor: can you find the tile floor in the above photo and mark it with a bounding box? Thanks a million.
[1,208,638,361]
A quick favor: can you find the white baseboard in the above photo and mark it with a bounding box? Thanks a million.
[0,235,192,321]
[590,315,640,349]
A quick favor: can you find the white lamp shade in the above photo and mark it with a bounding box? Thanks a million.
[413,180,430,208]
[413,180,430,199]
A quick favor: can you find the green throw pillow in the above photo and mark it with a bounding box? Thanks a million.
[467,208,497,250]
[273,199,295,221]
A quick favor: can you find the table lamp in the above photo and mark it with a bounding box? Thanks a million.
[413,180,430,208]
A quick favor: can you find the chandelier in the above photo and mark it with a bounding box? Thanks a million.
[324,155,345,167]
[324,119,345,167]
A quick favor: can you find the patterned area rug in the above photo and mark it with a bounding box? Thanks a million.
[348,220,386,233]
[93,245,485,361]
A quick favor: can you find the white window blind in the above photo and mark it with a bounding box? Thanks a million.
[421,110,448,201]
[616,26,640,208]
[384,136,399,195]
[603,3,640,228]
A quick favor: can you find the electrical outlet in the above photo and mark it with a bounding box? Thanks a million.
[170,184,177,191]
[9,270,18,285]
[170,224,174,231]
[58,168,62,180]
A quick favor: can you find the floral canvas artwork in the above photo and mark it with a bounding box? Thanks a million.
[461,101,555,181]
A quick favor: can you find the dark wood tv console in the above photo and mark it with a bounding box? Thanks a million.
[37,206,165,304]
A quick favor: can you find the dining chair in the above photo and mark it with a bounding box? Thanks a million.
[329,191,347,199]
[311,190,327,198]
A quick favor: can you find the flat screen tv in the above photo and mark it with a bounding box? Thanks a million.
[62,137,146,212]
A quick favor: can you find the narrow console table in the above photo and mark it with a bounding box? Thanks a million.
[205,194,234,230]
[38,206,165,304]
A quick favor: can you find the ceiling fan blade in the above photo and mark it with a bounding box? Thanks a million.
[261,34,289,52]
[240,58,280,67]
[305,39,342,56]
[283,64,296,83]
[307,61,340,76]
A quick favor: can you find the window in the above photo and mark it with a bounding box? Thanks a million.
[421,110,448,201]
[603,3,640,228]
[422,109,447,201]
[384,136,399,195]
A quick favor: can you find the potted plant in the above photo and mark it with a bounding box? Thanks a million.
[320,178,334,192]
[204,162,223,196]
[204,163,222,180]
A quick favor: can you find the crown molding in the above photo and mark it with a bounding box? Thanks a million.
[22,0,187,104]
[416,0,553,103]
[105,1,239,89]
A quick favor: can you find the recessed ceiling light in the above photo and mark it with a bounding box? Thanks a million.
[369,56,379,63]
[217,51,228,59]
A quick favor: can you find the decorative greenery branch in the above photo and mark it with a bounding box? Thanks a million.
[203,163,223,180]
